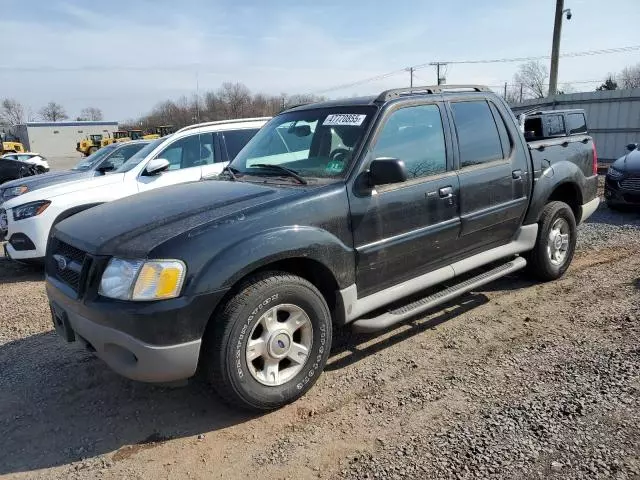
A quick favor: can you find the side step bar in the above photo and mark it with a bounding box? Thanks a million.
[351,257,527,333]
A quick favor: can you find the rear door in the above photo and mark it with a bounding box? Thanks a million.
[448,98,529,254]
[136,133,210,192]
[348,102,461,296]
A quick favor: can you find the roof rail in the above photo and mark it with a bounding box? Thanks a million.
[376,85,492,102]
[175,117,271,134]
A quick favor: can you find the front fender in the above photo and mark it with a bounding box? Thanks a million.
[524,160,597,224]
[190,226,355,296]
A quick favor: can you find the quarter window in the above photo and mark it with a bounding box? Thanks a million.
[372,104,447,180]
[567,113,587,134]
[451,101,504,168]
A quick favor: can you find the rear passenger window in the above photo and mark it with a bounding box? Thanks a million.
[372,104,447,180]
[223,129,260,160]
[451,101,504,168]
[546,115,566,136]
[156,134,214,170]
[567,113,587,134]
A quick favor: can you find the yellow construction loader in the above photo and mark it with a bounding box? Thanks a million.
[143,125,175,140]
[0,132,26,154]
[76,134,103,156]
[100,130,131,147]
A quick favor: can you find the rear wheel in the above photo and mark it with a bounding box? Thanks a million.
[202,272,332,411]
[526,201,577,281]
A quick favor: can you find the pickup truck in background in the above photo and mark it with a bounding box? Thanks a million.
[46,85,599,411]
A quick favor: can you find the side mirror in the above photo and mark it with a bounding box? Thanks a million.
[626,143,637,152]
[369,158,407,186]
[96,161,115,174]
[144,158,170,176]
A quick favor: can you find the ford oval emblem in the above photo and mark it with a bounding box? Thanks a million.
[53,254,68,271]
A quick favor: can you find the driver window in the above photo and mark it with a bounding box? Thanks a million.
[156,134,214,170]
[372,104,447,180]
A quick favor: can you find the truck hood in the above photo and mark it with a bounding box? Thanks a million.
[611,149,640,175]
[3,173,124,208]
[54,180,303,257]
[0,170,90,198]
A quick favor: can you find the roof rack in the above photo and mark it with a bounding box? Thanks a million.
[376,85,492,102]
[175,117,271,134]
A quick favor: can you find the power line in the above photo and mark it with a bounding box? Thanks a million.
[312,45,640,94]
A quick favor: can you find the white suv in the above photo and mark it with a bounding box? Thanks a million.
[1,118,268,261]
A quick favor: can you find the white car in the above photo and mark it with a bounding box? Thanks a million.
[1,118,268,261]
[1,152,50,173]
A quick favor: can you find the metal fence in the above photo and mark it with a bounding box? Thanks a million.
[511,88,640,164]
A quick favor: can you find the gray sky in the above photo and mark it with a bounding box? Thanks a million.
[1,0,638,121]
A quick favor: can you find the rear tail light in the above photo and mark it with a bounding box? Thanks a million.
[592,141,598,175]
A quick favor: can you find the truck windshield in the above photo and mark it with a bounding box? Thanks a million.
[115,138,165,173]
[71,146,115,171]
[229,106,376,180]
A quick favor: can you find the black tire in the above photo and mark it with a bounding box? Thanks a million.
[202,272,332,411]
[525,201,577,281]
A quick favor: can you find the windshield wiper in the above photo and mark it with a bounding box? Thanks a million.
[250,164,308,185]
[221,165,238,181]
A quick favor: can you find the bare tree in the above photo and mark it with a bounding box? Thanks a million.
[504,85,522,104]
[0,99,25,125]
[78,107,104,121]
[619,63,640,89]
[513,61,549,99]
[39,102,68,122]
[217,82,252,118]
[557,83,576,95]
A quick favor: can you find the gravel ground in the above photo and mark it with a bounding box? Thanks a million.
[0,199,638,480]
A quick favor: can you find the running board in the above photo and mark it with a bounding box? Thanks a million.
[351,257,527,333]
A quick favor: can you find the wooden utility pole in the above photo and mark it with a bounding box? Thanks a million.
[429,62,447,85]
[504,82,508,98]
[549,0,565,96]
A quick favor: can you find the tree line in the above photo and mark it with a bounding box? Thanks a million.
[0,100,104,125]
[504,61,640,103]
[120,82,325,131]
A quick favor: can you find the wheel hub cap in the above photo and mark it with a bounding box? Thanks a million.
[547,218,570,266]
[245,303,313,387]
[268,331,292,358]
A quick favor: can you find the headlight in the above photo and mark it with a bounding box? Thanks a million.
[3,185,29,200]
[607,166,625,180]
[12,200,50,221]
[99,258,186,301]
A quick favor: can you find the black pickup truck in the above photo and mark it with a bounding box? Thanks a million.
[46,85,599,410]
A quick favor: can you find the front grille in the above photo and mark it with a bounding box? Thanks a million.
[48,238,88,293]
[620,177,640,191]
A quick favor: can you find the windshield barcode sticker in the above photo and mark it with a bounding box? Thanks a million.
[323,114,367,126]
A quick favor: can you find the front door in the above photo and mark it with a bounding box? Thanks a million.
[348,103,461,297]
[137,133,212,192]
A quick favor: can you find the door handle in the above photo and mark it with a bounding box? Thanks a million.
[438,186,453,198]
[561,141,569,147]
[512,169,522,180]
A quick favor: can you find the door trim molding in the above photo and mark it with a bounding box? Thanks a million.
[340,224,538,322]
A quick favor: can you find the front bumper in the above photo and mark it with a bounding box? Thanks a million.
[46,275,228,383]
[604,176,640,206]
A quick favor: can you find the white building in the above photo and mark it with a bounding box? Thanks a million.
[13,121,119,157]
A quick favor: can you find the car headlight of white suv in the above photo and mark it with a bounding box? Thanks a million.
[99,258,186,301]
[12,200,51,221]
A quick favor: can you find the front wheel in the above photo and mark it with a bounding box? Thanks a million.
[525,201,577,281]
[202,272,332,411]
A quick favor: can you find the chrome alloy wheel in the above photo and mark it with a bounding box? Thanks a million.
[245,304,313,386]
[547,217,570,266]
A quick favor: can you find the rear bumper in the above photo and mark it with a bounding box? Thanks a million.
[579,197,600,224]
